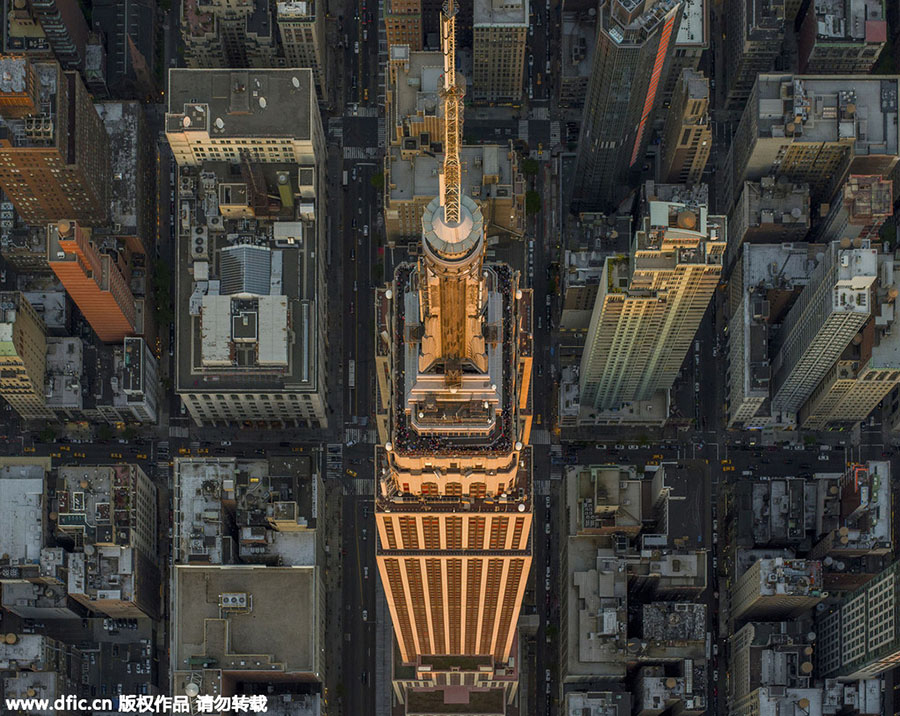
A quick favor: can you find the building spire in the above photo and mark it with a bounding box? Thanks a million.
[439,0,462,225]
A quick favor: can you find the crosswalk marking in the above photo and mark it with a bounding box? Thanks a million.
[518,119,529,144]
[550,121,560,145]
[532,429,551,444]
[343,147,367,159]
[534,480,550,496]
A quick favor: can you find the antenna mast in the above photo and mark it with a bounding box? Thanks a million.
[439,0,462,225]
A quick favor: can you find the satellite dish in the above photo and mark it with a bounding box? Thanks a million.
[292,76,300,88]
[259,97,267,109]
[215,118,224,129]
[184,683,200,698]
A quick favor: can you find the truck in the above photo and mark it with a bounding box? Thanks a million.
[343,170,348,187]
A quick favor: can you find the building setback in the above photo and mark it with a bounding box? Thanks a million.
[579,184,725,417]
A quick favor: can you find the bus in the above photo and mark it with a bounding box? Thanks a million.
[342,170,349,187]
[348,359,356,389]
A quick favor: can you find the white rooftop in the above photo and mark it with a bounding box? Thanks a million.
[0,462,45,565]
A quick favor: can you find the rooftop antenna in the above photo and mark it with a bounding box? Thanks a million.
[439,0,463,225]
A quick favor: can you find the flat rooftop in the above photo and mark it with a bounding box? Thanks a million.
[390,50,443,130]
[676,0,706,46]
[0,459,47,564]
[642,602,706,641]
[175,163,321,395]
[738,178,810,228]
[561,13,596,82]
[166,68,314,140]
[755,75,899,158]
[94,102,141,234]
[811,0,885,43]
[474,0,528,26]
[388,144,517,202]
[174,564,317,675]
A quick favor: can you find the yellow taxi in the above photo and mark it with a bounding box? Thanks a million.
[23,446,35,453]
[347,469,358,477]
[136,453,148,460]
[110,452,123,459]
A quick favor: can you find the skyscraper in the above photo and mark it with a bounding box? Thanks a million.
[276,1,327,97]
[0,292,51,420]
[770,240,878,422]
[472,0,529,103]
[0,55,109,227]
[722,0,785,111]
[47,220,136,343]
[579,184,725,418]
[571,0,683,212]
[374,0,533,705]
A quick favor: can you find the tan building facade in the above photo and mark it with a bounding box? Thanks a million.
[0,292,50,420]
[472,0,528,103]
[276,2,326,97]
[660,69,711,185]
[375,7,532,700]
[579,185,725,417]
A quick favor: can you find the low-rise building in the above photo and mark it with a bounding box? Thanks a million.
[810,461,892,559]
[171,456,325,713]
[635,663,707,716]
[0,635,86,716]
[565,464,644,538]
[726,75,900,210]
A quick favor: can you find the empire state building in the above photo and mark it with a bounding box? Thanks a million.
[372,0,534,706]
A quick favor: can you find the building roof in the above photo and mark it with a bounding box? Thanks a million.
[754,75,899,159]
[474,0,529,26]
[676,0,707,46]
[175,163,321,395]
[167,68,314,140]
[811,0,885,43]
[0,459,47,564]
[94,102,142,234]
[173,564,318,675]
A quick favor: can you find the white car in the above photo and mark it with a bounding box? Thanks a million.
[545,522,550,534]
[818,454,830,461]
[545,496,550,508]
[545,669,551,681]
[354,41,359,54]
[362,610,368,621]
[529,53,534,66]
